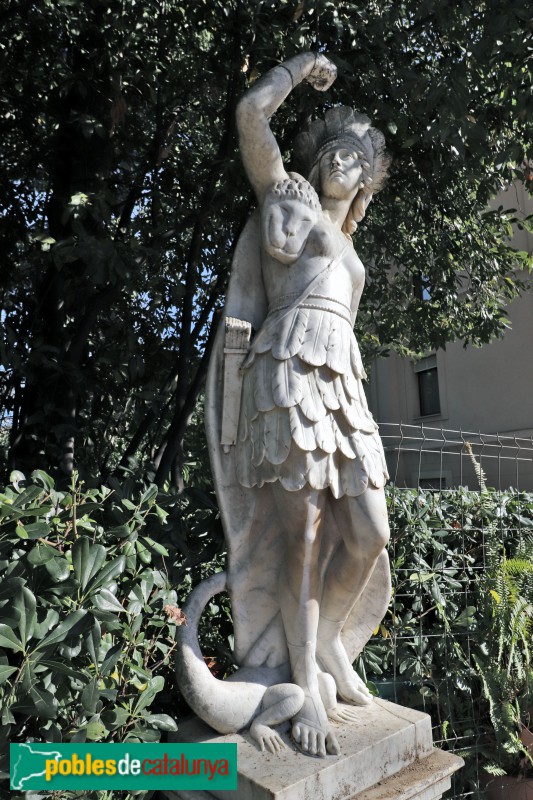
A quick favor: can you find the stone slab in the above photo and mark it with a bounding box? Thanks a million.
[168,699,436,800]
[165,749,463,800]
[355,749,464,800]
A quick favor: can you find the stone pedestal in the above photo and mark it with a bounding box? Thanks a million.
[166,699,463,800]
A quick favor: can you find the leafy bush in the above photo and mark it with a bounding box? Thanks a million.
[359,485,533,798]
[466,447,533,781]
[2,468,531,800]
[0,468,223,796]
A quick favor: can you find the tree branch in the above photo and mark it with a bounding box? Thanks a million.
[154,311,221,488]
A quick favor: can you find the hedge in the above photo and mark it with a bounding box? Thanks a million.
[1,471,531,799]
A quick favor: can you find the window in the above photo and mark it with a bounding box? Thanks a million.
[411,470,453,490]
[413,273,431,301]
[419,476,447,490]
[414,355,440,416]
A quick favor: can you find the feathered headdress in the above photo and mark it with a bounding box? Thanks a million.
[292,106,391,234]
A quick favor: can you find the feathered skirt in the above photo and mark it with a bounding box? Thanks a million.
[236,298,389,498]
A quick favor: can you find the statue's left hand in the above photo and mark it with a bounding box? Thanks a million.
[250,721,287,754]
[305,54,337,92]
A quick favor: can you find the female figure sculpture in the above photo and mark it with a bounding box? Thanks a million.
[185,52,392,759]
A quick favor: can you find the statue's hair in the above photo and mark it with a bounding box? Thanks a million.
[292,106,391,234]
[267,172,321,212]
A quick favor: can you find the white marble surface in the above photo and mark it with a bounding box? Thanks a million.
[168,699,450,800]
[165,747,461,800]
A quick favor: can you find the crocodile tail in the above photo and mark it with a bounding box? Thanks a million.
[175,571,250,734]
[181,571,227,633]
[176,571,227,690]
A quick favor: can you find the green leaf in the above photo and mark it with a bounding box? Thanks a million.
[0,624,24,652]
[81,679,100,714]
[13,586,37,647]
[154,504,169,523]
[134,675,164,713]
[83,619,101,666]
[136,541,152,565]
[85,721,107,741]
[100,706,130,730]
[127,585,144,616]
[30,685,58,719]
[16,524,28,539]
[101,642,123,676]
[93,589,125,614]
[92,610,122,633]
[11,699,38,716]
[44,557,71,582]
[23,521,52,539]
[72,537,107,592]
[145,714,178,731]
[30,470,55,490]
[33,608,60,640]
[4,504,53,521]
[140,485,158,506]
[129,725,160,742]
[27,543,56,566]
[107,524,131,539]
[36,609,91,651]
[38,659,88,680]
[0,665,17,685]
[140,572,154,601]
[10,470,25,486]
[70,728,88,744]
[139,536,169,557]
[2,706,16,725]
[12,485,44,508]
[87,556,126,593]
[0,577,25,601]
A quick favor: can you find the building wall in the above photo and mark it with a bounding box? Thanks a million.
[366,181,533,490]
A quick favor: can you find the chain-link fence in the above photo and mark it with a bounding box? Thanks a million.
[381,422,533,493]
[364,423,533,800]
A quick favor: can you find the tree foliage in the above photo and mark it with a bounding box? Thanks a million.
[1,0,532,483]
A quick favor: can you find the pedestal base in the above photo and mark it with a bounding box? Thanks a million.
[166,699,463,800]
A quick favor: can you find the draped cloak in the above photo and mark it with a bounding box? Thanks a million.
[205,211,391,672]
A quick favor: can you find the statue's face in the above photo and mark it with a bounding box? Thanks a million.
[319,147,363,200]
[262,196,318,264]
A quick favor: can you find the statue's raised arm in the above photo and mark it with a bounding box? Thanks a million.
[236,53,337,202]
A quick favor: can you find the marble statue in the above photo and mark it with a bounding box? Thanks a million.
[176,52,392,759]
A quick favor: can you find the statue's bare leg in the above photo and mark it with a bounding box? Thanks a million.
[250,683,305,754]
[317,487,389,705]
[272,485,340,757]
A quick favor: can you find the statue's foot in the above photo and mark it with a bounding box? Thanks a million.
[291,693,340,757]
[336,675,372,706]
[317,637,372,706]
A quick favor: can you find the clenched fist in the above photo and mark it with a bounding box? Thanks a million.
[305,53,337,91]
